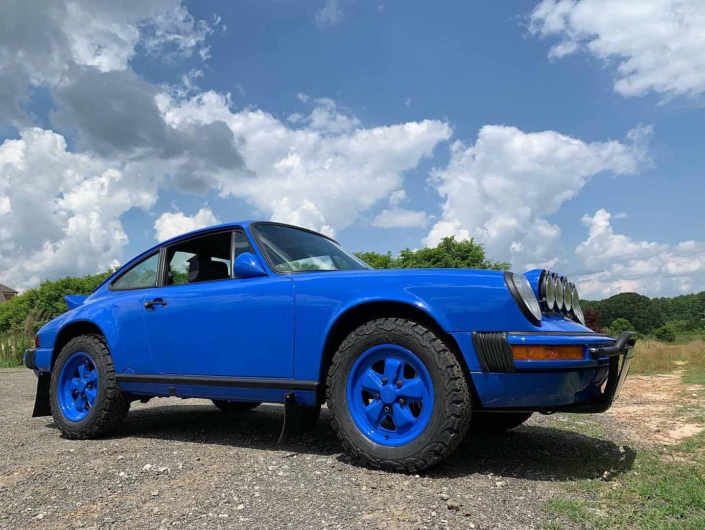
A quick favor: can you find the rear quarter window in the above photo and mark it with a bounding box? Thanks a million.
[111,253,160,290]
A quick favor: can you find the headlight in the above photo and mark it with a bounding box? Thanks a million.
[572,285,586,325]
[555,276,565,312]
[505,272,542,325]
[563,282,573,312]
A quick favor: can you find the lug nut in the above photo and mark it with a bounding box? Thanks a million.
[396,381,403,388]
[381,377,388,385]
[384,406,390,412]
[398,398,405,405]
[375,393,380,400]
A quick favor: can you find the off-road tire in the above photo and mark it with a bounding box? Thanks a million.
[50,334,131,439]
[212,400,261,413]
[327,318,472,473]
[470,412,533,433]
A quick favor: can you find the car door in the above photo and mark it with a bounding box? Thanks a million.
[141,229,295,378]
[108,251,162,373]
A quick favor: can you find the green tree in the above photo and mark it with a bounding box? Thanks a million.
[355,237,510,271]
[610,318,633,337]
[0,271,112,333]
[353,251,395,269]
[590,293,665,334]
[654,325,676,343]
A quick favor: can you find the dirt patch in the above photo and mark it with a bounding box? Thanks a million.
[607,370,704,445]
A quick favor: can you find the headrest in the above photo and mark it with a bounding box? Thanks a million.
[187,256,229,283]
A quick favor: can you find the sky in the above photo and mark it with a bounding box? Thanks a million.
[0,0,704,299]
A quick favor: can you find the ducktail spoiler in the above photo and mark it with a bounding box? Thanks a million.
[64,295,88,310]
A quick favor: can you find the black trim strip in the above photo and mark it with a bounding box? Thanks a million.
[116,374,318,392]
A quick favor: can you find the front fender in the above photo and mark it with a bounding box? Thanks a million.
[37,290,155,374]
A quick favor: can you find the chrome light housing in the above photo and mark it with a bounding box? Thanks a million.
[563,281,573,313]
[539,271,556,312]
[555,276,565,312]
[505,272,542,325]
[527,269,587,326]
[572,285,586,326]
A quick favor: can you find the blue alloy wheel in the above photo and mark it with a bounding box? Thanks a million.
[346,344,434,446]
[57,352,99,422]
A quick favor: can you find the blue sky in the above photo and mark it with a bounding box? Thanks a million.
[1,0,704,298]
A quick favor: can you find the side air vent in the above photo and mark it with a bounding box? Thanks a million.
[471,332,515,372]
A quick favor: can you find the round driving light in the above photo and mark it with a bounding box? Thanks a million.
[564,282,573,312]
[571,285,580,310]
[545,273,556,310]
[555,276,564,312]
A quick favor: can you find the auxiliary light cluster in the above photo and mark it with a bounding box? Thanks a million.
[539,270,585,326]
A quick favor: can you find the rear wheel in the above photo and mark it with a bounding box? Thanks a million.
[212,400,261,413]
[327,318,471,473]
[50,335,130,439]
[470,412,533,433]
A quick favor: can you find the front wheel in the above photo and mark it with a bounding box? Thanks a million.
[327,318,471,473]
[50,334,130,439]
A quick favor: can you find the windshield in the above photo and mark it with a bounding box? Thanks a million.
[253,224,371,272]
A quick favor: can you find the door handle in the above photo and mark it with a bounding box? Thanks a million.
[144,299,167,309]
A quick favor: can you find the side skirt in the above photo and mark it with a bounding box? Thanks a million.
[115,374,320,406]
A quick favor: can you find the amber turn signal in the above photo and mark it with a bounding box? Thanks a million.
[512,345,583,361]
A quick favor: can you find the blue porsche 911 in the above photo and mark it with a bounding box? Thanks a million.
[24,221,635,472]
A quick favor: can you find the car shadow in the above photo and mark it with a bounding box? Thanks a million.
[45,402,636,482]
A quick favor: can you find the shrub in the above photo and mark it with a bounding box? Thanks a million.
[610,318,633,337]
[654,325,676,343]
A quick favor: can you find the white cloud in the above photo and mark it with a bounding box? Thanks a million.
[159,92,452,238]
[0,0,215,125]
[529,0,705,99]
[425,124,652,270]
[0,128,159,290]
[573,209,705,298]
[373,209,430,229]
[316,0,344,28]
[154,207,220,242]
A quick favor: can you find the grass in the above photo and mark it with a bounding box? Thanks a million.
[544,340,705,529]
[630,339,705,378]
[0,329,31,368]
[544,436,705,529]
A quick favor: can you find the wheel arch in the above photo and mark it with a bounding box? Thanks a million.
[52,320,107,370]
[317,300,471,403]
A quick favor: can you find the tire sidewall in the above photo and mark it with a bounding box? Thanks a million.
[332,328,449,460]
[50,337,110,433]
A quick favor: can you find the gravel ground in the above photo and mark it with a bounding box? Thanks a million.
[0,369,633,529]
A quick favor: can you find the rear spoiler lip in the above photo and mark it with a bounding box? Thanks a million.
[64,295,89,310]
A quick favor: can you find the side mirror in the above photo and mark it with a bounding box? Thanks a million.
[234,252,268,279]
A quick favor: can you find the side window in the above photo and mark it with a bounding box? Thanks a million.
[234,230,255,260]
[165,231,232,286]
[112,253,160,290]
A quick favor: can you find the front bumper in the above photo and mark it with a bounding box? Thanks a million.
[469,331,636,413]
[555,331,636,413]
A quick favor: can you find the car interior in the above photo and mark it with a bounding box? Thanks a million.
[166,231,233,285]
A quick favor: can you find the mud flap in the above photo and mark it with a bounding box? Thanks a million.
[277,392,321,443]
[32,373,52,417]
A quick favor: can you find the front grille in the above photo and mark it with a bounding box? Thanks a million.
[471,332,515,372]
